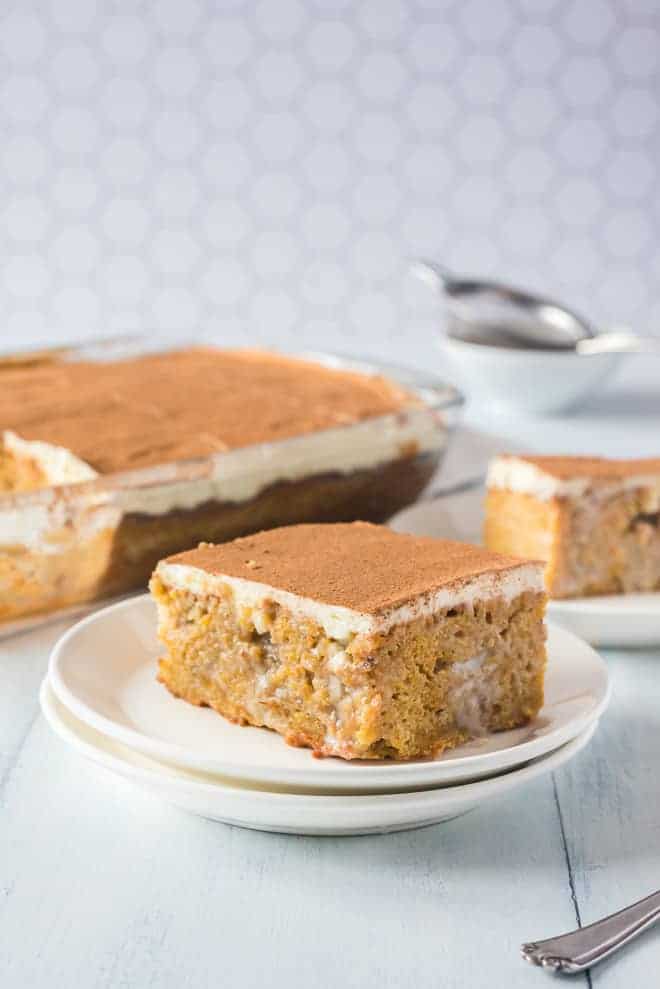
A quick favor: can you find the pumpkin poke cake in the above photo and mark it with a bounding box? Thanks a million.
[485,454,660,598]
[150,522,547,760]
[0,347,454,626]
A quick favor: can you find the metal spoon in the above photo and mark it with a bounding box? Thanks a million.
[412,259,660,355]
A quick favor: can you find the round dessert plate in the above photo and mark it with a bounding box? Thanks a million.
[392,490,660,648]
[40,680,597,836]
[48,595,610,792]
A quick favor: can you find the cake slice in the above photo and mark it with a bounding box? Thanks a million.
[485,454,660,598]
[150,522,546,760]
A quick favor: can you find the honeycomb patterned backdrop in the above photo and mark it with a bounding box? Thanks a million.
[2,0,659,366]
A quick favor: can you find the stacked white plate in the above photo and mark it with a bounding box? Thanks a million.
[43,595,610,836]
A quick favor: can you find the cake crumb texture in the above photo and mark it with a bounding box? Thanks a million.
[151,574,546,761]
[486,472,660,598]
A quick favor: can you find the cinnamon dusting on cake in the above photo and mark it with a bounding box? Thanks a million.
[164,521,537,615]
[0,348,414,476]
[500,453,660,481]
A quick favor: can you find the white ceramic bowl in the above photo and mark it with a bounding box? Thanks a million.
[438,336,622,415]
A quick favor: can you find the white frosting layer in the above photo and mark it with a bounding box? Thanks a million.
[487,455,660,503]
[156,558,544,642]
[120,409,444,516]
[4,408,445,520]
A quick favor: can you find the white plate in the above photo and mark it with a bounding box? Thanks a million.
[48,595,609,792]
[40,680,598,836]
[392,490,660,648]
[546,595,660,649]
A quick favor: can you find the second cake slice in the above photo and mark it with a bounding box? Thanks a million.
[486,454,660,597]
[150,522,546,760]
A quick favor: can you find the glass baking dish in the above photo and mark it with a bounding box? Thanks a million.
[0,342,463,638]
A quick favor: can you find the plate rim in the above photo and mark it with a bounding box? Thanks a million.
[547,594,660,615]
[40,678,598,809]
[47,593,611,791]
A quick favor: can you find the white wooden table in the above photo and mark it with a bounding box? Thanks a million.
[2,355,659,988]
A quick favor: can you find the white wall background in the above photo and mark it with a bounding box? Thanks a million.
[2,0,659,366]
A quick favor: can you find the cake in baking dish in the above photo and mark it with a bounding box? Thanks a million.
[485,454,660,598]
[0,347,448,625]
[150,522,547,760]
[0,346,432,486]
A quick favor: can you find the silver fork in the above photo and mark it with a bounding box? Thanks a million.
[522,889,660,974]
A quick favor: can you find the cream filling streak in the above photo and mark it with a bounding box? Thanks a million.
[155,559,545,641]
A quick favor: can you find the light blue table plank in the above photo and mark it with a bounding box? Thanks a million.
[554,649,660,986]
[0,714,583,989]
[0,621,67,785]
